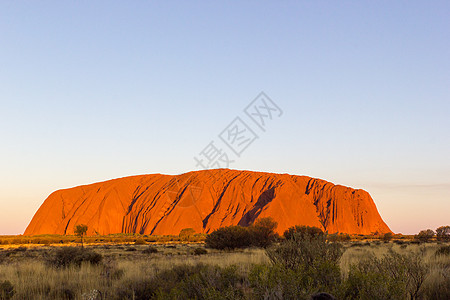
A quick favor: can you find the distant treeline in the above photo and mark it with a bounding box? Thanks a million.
[1,224,448,246]
[0,233,207,245]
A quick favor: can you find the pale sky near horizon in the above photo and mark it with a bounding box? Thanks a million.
[1,1,449,235]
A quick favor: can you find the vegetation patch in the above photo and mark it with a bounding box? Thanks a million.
[45,246,102,268]
[435,244,450,256]
[142,246,158,254]
[0,280,15,300]
[205,217,278,249]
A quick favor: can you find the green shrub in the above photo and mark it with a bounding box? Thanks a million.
[205,226,252,249]
[249,262,339,299]
[342,249,428,299]
[283,225,324,240]
[248,217,278,248]
[266,232,342,295]
[0,281,15,300]
[45,246,102,268]
[343,263,405,300]
[249,264,307,299]
[206,218,278,249]
[267,233,342,272]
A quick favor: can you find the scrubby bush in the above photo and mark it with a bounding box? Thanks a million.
[382,232,393,242]
[45,246,102,268]
[436,225,450,241]
[265,230,343,296]
[342,249,428,299]
[421,273,450,300]
[206,218,278,250]
[179,228,196,241]
[0,280,15,300]
[114,264,246,300]
[267,233,342,271]
[435,245,450,257]
[134,238,146,245]
[250,262,339,299]
[14,246,27,252]
[101,257,124,280]
[205,226,252,249]
[248,217,279,248]
[49,287,75,300]
[192,247,207,255]
[142,246,158,254]
[249,264,307,299]
[343,263,405,299]
[283,225,324,240]
[327,233,351,242]
[415,229,435,242]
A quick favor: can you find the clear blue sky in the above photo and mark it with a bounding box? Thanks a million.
[1,1,449,235]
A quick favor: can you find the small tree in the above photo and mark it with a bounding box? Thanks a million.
[436,226,450,241]
[179,228,196,241]
[249,217,278,247]
[415,229,435,242]
[382,232,393,242]
[205,226,252,250]
[74,224,88,248]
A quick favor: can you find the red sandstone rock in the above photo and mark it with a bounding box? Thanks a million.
[24,169,391,236]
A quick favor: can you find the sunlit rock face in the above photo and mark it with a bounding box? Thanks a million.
[24,169,391,236]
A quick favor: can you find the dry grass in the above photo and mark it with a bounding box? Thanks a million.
[0,233,207,248]
[339,241,450,298]
[0,241,448,299]
[0,243,268,299]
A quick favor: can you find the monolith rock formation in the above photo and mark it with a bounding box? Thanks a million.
[24,169,391,236]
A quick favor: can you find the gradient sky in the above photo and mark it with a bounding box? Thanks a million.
[1,1,449,235]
